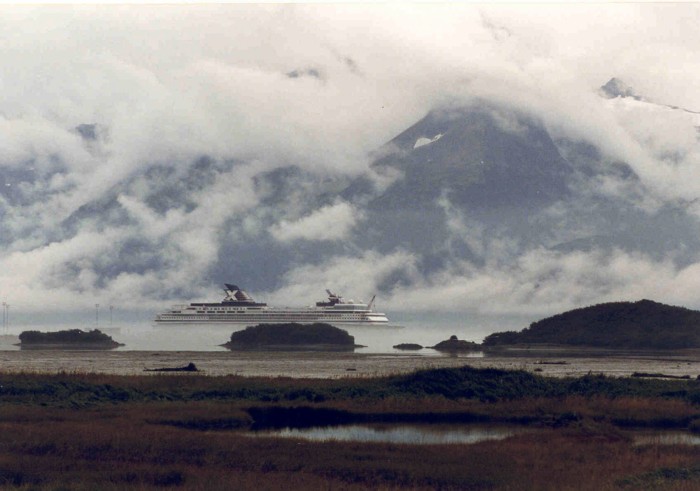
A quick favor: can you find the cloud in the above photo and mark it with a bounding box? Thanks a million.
[263,242,700,322]
[1,4,700,319]
[269,201,363,242]
[382,247,692,317]
[266,250,420,307]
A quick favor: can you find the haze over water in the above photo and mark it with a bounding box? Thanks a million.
[0,310,532,352]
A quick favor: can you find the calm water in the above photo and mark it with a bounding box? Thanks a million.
[633,431,700,446]
[248,424,531,445]
[0,317,494,353]
[0,309,532,351]
[1,318,700,378]
[249,424,700,446]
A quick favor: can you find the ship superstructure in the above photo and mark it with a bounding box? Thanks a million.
[154,284,390,326]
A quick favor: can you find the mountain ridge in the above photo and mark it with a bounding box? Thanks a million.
[3,77,700,312]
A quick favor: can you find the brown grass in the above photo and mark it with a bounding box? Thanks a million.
[2,370,700,489]
[1,400,700,490]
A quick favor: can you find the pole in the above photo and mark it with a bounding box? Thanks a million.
[95,303,100,329]
[110,305,113,326]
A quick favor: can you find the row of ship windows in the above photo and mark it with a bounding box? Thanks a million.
[164,315,367,319]
[192,309,262,313]
[176,312,365,317]
[168,315,366,320]
[188,310,364,317]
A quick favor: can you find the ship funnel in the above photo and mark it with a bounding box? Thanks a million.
[235,290,254,301]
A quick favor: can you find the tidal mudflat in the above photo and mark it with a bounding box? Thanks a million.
[1,348,700,380]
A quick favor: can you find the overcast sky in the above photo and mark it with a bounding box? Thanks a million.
[1,3,700,318]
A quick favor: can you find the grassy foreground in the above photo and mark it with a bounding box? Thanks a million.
[2,366,700,489]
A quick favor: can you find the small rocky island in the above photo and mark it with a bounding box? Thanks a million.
[18,329,124,350]
[393,343,423,351]
[430,335,481,352]
[222,323,361,351]
[483,299,700,350]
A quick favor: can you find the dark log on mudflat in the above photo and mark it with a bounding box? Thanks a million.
[144,362,199,372]
[631,372,690,380]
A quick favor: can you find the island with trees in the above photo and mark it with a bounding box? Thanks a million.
[18,329,124,350]
[393,343,423,351]
[222,322,361,351]
[431,335,481,352]
[483,299,700,350]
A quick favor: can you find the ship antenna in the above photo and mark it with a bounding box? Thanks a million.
[368,295,376,311]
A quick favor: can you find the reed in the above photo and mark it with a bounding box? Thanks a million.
[1,403,700,490]
[2,366,700,489]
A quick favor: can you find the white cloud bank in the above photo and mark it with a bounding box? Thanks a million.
[269,202,362,242]
[268,247,698,319]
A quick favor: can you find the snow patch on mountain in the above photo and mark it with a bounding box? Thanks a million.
[413,133,443,149]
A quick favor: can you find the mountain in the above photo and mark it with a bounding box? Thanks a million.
[72,81,700,283]
[482,299,700,349]
[600,77,700,115]
[219,97,675,289]
[223,84,700,298]
[364,104,573,253]
[56,81,700,288]
[3,77,700,311]
[346,96,700,274]
[599,77,644,100]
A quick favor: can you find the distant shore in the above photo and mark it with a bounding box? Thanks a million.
[483,344,700,357]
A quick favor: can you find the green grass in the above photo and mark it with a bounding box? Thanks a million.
[4,365,700,408]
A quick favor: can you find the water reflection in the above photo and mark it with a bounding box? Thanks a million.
[633,431,700,446]
[250,424,700,447]
[249,424,528,445]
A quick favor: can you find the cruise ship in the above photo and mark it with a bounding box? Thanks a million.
[154,284,390,326]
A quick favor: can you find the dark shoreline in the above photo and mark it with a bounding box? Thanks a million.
[484,344,700,358]
[17,343,123,350]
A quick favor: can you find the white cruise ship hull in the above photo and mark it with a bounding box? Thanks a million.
[155,319,390,326]
[155,311,390,326]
